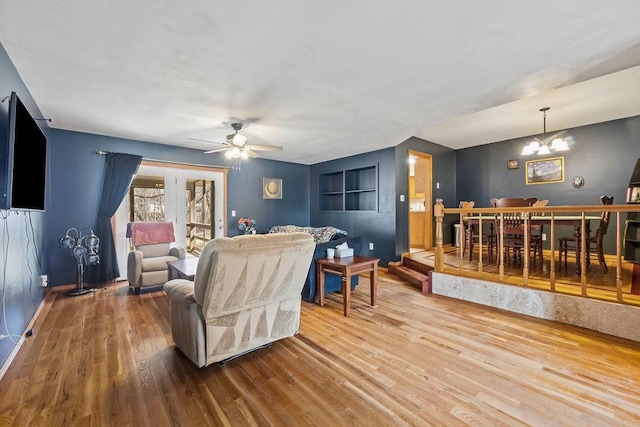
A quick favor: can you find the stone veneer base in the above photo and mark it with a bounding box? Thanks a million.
[432,272,640,342]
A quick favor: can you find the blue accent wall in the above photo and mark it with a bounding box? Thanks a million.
[456,117,640,252]
[225,160,309,236]
[47,129,310,287]
[310,148,397,266]
[0,42,48,368]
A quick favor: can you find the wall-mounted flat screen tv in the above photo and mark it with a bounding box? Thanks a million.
[4,92,47,211]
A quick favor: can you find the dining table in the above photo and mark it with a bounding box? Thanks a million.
[464,214,602,275]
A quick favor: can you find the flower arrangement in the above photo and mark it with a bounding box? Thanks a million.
[238,217,256,234]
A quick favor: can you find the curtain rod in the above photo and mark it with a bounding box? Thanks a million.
[96,151,230,170]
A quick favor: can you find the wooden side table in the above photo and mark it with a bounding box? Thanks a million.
[316,255,380,317]
[167,257,199,281]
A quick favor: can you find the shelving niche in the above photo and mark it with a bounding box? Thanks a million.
[319,165,378,212]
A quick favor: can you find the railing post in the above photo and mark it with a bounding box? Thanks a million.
[434,199,444,272]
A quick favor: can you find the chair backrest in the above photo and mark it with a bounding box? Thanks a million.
[597,195,614,238]
[459,201,475,209]
[127,221,176,246]
[193,232,316,320]
[491,197,537,208]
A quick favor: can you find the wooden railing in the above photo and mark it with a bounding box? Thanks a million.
[433,199,640,303]
[186,222,212,255]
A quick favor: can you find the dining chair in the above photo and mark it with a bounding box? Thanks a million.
[461,201,496,260]
[492,197,538,265]
[530,199,549,262]
[558,195,614,273]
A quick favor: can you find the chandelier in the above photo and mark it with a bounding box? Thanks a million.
[521,107,569,155]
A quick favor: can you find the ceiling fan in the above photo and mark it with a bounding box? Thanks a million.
[188,122,283,160]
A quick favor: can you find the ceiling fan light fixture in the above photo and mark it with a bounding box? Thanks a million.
[232,133,248,146]
[239,150,249,160]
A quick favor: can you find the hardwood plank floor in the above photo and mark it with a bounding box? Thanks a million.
[1,273,640,426]
[410,246,640,305]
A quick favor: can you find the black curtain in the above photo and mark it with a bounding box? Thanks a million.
[88,153,142,285]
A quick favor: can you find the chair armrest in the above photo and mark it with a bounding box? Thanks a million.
[163,279,205,367]
[127,250,144,286]
[170,247,186,259]
[164,279,196,302]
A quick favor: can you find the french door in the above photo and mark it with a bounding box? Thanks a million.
[114,163,227,280]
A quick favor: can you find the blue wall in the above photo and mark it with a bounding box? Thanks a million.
[310,148,397,266]
[225,160,309,236]
[395,137,457,252]
[456,116,640,252]
[456,117,640,207]
[47,129,310,287]
[0,42,48,368]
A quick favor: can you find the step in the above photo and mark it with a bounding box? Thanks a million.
[388,263,431,293]
[402,256,434,276]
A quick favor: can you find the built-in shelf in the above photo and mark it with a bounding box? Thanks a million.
[624,216,640,263]
[319,165,378,212]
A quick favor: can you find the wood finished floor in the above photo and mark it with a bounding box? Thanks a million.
[411,245,640,305]
[1,273,640,426]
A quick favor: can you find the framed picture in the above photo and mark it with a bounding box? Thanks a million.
[526,157,564,185]
[263,177,282,199]
[507,159,519,170]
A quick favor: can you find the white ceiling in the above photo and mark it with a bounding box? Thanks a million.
[2,1,640,165]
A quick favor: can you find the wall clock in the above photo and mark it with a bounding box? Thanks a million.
[571,176,585,189]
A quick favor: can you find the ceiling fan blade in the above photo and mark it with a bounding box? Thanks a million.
[204,148,229,154]
[245,149,260,158]
[187,137,228,146]
[245,144,283,152]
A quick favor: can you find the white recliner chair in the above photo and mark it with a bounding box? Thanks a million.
[163,232,315,367]
[127,221,185,294]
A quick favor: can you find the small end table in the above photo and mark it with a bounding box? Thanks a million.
[167,257,199,281]
[316,255,380,317]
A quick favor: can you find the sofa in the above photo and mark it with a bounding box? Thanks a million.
[163,232,315,367]
[268,225,363,303]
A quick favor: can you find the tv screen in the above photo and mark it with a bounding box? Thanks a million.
[6,92,47,211]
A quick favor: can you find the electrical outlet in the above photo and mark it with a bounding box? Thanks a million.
[542,233,547,241]
[40,274,48,288]
[400,195,405,202]
[369,243,374,251]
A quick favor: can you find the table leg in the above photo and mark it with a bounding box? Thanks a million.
[370,266,377,307]
[317,265,325,306]
[343,275,351,317]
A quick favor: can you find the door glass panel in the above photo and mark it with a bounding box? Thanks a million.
[129,175,165,222]
[186,179,215,255]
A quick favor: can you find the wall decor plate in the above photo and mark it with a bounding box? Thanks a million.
[572,176,585,189]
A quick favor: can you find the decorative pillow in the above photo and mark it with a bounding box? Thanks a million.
[268,225,347,244]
